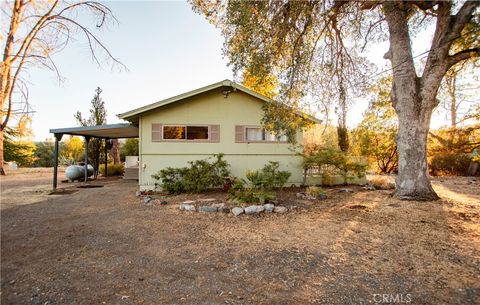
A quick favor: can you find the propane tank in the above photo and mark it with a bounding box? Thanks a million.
[65,164,94,180]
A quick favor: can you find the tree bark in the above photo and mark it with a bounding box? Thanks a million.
[0,129,5,175]
[383,2,439,200]
[109,139,121,164]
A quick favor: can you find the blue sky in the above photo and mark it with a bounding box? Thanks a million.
[28,1,232,140]
[18,1,451,140]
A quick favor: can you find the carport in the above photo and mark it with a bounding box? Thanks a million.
[49,123,139,191]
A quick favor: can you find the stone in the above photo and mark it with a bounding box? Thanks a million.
[198,206,218,213]
[244,205,265,215]
[296,192,306,198]
[135,191,142,197]
[362,185,376,191]
[182,200,196,205]
[231,207,244,216]
[264,203,275,213]
[143,196,152,204]
[318,193,328,200]
[274,206,288,213]
[180,203,196,212]
[212,203,229,213]
[339,188,353,193]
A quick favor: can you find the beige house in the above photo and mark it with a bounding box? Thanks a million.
[117,80,320,191]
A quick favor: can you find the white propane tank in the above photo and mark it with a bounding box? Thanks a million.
[65,164,94,180]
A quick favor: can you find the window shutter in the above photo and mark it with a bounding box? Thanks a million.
[152,123,162,142]
[235,125,245,143]
[210,125,220,142]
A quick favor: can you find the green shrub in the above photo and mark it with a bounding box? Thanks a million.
[302,147,367,184]
[151,154,231,194]
[99,163,125,176]
[430,153,472,176]
[229,161,291,204]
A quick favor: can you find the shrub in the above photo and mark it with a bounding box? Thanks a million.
[99,163,125,176]
[151,154,231,194]
[429,153,472,176]
[302,147,367,184]
[305,186,326,197]
[228,161,291,204]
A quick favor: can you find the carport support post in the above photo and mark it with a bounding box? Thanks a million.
[84,136,90,183]
[52,133,63,191]
[104,139,108,177]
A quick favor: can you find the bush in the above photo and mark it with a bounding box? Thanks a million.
[368,176,395,190]
[151,154,231,194]
[430,153,472,176]
[228,161,291,204]
[302,147,367,184]
[99,163,125,176]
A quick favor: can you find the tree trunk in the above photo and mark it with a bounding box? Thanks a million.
[395,108,439,200]
[109,139,121,164]
[384,2,439,200]
[0,129,5,175]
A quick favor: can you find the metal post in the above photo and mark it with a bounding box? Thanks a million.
[104,139,108,177]
[52,133,63,191]
[84,136,90,183]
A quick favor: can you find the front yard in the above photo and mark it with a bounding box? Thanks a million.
[1,170,479,304]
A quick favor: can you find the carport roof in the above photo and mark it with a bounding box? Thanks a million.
[49,123,139,139]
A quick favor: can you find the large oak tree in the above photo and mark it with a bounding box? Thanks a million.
[192,0,479,200]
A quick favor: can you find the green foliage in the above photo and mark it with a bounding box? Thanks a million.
[99,163,125,176]
[74,87,107,176]
[121,138,139,161]
[33,141,55,167]
[3,127,36,167]
[428,126,480,176]
[151,154,231,194]
[228,161,291,204]
[351,76,398,174]
[303,147,367,184]
[60,136,84,164]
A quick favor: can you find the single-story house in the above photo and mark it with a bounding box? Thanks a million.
[50,80,320,191]
[118,80,320,191]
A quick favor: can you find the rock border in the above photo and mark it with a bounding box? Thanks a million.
[178,199,291,216]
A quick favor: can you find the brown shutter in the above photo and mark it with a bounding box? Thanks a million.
[152,123,162,142]
[235,125,245,143]
[210,125,220,142]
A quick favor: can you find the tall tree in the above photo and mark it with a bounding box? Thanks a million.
[0,0,123,175]
[75,87,107,177]
[192,0,480,200]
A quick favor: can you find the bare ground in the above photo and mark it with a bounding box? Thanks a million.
[1,169,479,305]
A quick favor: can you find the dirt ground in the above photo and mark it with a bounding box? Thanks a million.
[1,169,479,305]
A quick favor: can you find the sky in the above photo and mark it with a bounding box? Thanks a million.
[6,1,459,141]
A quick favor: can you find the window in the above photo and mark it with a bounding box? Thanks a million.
[161,125,210,141]
[243,126,288,142]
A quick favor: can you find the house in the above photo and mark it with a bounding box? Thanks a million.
[117,80,320,191]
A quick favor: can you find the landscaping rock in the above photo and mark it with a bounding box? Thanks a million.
[180,203,196,212]
[296,192,306,198]
[274,206,288,213]
[362,185,376,191]
[318,193,328,200]
[212,203,229,213]
[339,188,353,193]
[264,203,275,213]
[182,200,196,205]
[245,205,265,215]
[135,191,142,197]
[143,196,152,204]
[198,206,218,213]
[231,207,244,216]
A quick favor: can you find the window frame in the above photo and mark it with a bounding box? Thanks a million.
[243,125,289,143]
[162,124,210,142]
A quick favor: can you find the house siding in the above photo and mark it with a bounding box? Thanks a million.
[138,89,304,190]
